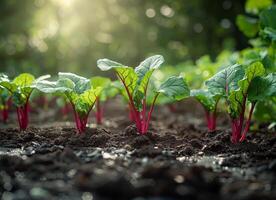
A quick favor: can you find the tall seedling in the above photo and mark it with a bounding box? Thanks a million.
[97,55,190,134]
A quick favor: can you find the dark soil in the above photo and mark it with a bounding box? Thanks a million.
[0,100,275,200]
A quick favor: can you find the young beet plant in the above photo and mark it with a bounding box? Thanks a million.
[97,55,190,134]
[0,73,50,130]
[206,62,276,143]
[91,77,119,124]
[36,73,103,133]
[191,89,220,131]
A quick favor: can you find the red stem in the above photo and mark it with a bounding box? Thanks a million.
[143,93,159,134]
[231,118,242,143]
[95,98,103,125]
[239,102,256,142]
[16,102,29,131]
[72,108,88,134]
[128,103,135,121]
[205,110,216,131]
[1,99,11,123]
[2,108,8,123]
[116,72,142,132]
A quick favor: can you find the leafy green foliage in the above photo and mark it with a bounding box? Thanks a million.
[206,61,275,142]
[191,89,218,112]
[228,62,265,117]
[0,73,49,106]
[205,64,244,98]
[36,73,103,133]
[248,73,276,102]
[97,55,190,134]
[245,0,273,14]
[0,73,50,130]
[236,15,259,38]
[157,76,190,101]
[91,76,118,102]
[254,97,276,122]
[37,72,102,117]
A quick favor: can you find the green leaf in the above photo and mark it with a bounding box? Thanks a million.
[191,89,219,112]
[91,77,119,102]
[0,86,10,107]
[0,73,37,106]
[37,73,103,117]
[260,27,276,42]
[13,73,35,87]
[35,78,75,94]
[206,64,244,97]
[254,97,276,122]
[97,59,126,71]
[72,87,103,117]
[157,76,190,100]
[97,58,138,96]
[248,72,276,102]
[236,15,259,38]
[58,72,91,94]
[228,62,265,116]
[0,74,9,82]
[136,55,165,96]
[245,0,273,14]
[115,67,138,96]
[135,55,164,84]
[91,76,111,88]
[260,5,276,29]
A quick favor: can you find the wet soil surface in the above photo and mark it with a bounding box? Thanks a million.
[0,101,275,200]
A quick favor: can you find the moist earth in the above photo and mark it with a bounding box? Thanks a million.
[0,100,275,200]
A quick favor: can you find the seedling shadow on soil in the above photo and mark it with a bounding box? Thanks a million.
[0,101,275,200]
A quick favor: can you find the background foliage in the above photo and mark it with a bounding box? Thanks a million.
[0,0,249,76]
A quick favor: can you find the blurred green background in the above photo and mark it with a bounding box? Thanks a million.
[0,0,248,76]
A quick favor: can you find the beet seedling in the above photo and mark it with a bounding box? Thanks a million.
[206,62,276,143]
[191,89,220,131]
[36,72,102,133]
[0,73,50,130]
[97,55,190,134]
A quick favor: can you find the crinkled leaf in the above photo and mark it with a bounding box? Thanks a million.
[206,64,244,97]
[157,76,190,100]
[72,87,102,117]
[228,62,265,116]
[191,89,219,112]
[35,78,75,94]
[248,73,276,102]
[135,55,164,83]
[58,72,90,94]
[116,67,138,96]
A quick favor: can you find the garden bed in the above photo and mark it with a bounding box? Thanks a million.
[0,101,275,200]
